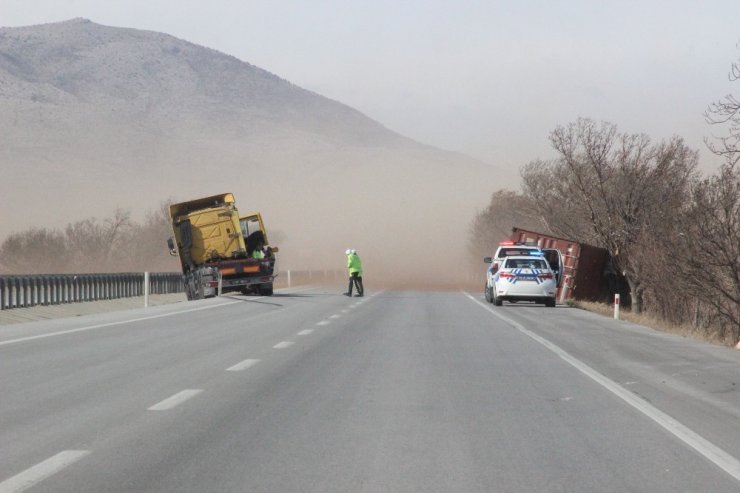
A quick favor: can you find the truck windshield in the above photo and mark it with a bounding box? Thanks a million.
[240,217,261,238]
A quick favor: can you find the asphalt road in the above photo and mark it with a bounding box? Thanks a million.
[1,287,739,492]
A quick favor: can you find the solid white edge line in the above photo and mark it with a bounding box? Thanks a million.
[147,389,203,411]
[0,450,90,493]
[273,341,294,349]
[0,300,244,347]
[464,292,740,483]
[226,358,261,371]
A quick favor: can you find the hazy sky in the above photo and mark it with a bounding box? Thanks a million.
[2,0,738,173]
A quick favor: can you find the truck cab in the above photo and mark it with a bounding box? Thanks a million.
[167,193,278,300]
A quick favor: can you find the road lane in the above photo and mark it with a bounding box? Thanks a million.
[468,293,740,465]
[1,290,739,492]
[0,287,352,485]
[467,294,740,483]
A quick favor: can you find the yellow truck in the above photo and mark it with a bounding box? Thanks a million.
[167,193,277,300]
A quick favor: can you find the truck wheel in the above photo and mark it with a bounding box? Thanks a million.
[259,283,274,296]
[184,275,195,301]
[184,272,205,301]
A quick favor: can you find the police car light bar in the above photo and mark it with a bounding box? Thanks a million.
[499,240,540,247]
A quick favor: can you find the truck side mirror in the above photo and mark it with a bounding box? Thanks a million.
[167,237,177,256]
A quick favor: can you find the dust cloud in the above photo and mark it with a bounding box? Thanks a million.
[0,19,520,286]
[0,128,510,289]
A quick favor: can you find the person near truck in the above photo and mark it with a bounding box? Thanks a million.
[344,249,364,297]
[246,230,266,259]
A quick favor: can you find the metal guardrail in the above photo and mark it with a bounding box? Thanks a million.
[275,269,343,287]
[0,272,183,310]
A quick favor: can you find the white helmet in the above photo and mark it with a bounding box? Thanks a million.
[350,249,356,254]
[345,249,352,255]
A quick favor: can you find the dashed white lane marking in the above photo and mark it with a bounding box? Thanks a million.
[341,309,349,313]
[297,329,314,336]
[147,389,203,411]
[226,358,260,371]
[273,341,294,349]
[0,450,91,493]
[466,293,740,484]
[329,314,341,319]
[0,300,244,347]
[317,321,331,326]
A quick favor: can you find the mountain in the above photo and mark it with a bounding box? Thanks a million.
[0,19,511,283]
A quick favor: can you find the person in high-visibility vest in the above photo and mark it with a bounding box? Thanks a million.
[246,230,266,259]
[344,249,364,297]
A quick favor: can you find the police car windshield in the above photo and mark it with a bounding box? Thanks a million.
[504,258,548,270]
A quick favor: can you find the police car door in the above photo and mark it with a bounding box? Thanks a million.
[542,248,563,287]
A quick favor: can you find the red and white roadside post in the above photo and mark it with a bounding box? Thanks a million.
[614,293,620,320]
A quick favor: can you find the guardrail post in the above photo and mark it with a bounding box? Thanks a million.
[11,278,18,308]
[614,293,620,320]
[0,277,5,310]
[24,277,29,307]
[31,277,38,307]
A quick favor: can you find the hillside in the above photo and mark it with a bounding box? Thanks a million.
[0,19,512,282]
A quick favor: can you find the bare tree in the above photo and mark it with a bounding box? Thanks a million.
[522,118,698,313]
[467,189,547,269]
[517,159,593,241]
[0,228,68,274]
[705,49,740,164]
[679,45,740,343]
[0,207,180,275]
[121,201,179,272]
[64,208,132,272]
[674,163,740,343]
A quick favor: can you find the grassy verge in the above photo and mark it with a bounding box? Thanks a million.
[570,300,735,347]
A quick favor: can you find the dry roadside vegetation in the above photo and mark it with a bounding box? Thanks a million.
[469,52,740,347]
[571,301,736,347]
[0,203,179,275]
